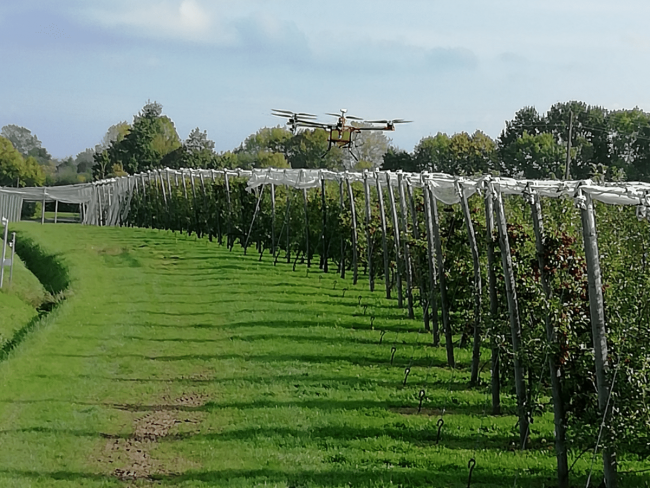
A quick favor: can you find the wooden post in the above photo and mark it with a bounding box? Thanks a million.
[54,199,59,224]
[302,187,310,267]
[224,171,233,250]
[422,176,440,345]
[271,183,276,256]
[41,188,46,224]
[375,171,391,299]
[363,172,374,291]
[286,189,291,264]
[484,186,500,414]
[397,173,415,319]
[579,191,617,488]
[386,173,403,307]
[338,179,346,278]
[406,181,429,329]
[430,189,453,365]
[320,177,328,273]
[97,186,103,227]
[346,176,359,285]
[0,219,8,288]
[528,188,569,488]
[457,182,483,386]
[494,189,528,448]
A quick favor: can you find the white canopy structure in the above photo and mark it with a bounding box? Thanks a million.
[1,168,649,225]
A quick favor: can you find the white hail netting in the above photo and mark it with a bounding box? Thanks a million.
[1,168,650,224]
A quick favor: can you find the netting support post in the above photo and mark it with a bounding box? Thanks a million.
[458,183,482,386]
[375,171,391,299]
[430,188,453,366]
[346,176,359,285]
[363,171,374,291]
[386,173,403,308]
[406,181,429,330]
[397,173,414,319]
[320,178,328,273]
[422,176,440,345]
[580,191,617,488]
[529,189,569,488]
[494,189,528,448]
[484,186,500,415]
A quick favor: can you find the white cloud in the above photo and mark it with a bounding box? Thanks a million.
[79,0,235,44]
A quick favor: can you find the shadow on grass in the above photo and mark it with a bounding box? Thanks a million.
[0,465,578,487]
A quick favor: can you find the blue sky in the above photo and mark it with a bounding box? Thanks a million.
[1,0,649,159]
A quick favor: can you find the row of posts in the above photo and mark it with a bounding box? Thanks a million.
[127,168,621,488]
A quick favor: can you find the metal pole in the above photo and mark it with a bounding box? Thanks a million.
[386,173,403,307]
[422,177,440,344]
[41,188,46,224]
[397,173,414,319]
[579,191,617,488]
[528,189,569,488]
[320,178,328,273]
[484,186,500,415]
[0,218,8,288]
[346,176,359,285]
[457,182,482,386]
[9,232,16,285]
[375,171,391,299]
[54,199,59,224]
[494,189,529,448]
[363,171,374,291]
[430,190,453,366]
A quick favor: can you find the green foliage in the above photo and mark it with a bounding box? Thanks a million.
[92,101,181,178]
[0,136,45,187]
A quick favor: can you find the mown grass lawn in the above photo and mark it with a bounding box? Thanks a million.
[0,223,647,487]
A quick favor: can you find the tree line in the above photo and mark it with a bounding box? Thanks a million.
[3,99,650,189]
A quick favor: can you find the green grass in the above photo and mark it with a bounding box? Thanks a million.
[0,224,647,487]
[0,248,49,346]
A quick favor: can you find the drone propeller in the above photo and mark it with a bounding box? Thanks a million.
[365,119,412,125]
[272,109,317,118]
[326,112,363,121]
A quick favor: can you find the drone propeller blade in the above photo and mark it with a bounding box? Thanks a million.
[325,112,342,118]
[392,119,412,124]
[272,109,317,118]
[346,115,364,121]
[365,119,389,124]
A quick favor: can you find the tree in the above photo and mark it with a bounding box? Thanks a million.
[0,136,44,187]
[501,131,565,178]
[382,147,419,172]
[346,125,391,169]
[0,125,43,156]
[92,101,181,178]
[284,129,343,170]
[99,122,130,151]
[414,133,450,172]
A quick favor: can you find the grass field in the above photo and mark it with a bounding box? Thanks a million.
[0,223,647,487]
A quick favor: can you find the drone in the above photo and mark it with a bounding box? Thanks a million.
[272,108,411,160]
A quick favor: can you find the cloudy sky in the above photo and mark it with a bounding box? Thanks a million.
[1,0,649,159]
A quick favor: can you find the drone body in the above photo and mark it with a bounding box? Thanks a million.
[272,108,411,160]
